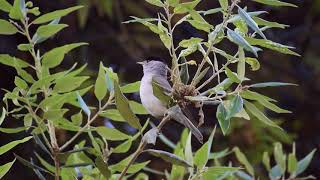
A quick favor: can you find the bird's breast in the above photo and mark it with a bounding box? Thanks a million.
[140,75,167,118]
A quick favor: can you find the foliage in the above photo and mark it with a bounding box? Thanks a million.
[0,0,316,179]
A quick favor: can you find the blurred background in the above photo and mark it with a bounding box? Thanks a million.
[0,0,319,179]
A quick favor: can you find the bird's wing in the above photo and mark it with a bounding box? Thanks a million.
[152,75,172,94]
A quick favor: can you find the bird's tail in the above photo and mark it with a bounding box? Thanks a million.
[168,105,203,143]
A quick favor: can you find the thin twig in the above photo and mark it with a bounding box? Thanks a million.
[118,115,171,180]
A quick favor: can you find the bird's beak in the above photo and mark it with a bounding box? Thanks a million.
[137,61,146,65]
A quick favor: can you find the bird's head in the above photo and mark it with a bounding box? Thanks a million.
[137,59,168,77]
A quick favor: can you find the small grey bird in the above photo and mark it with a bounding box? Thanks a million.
[139,60,203,143]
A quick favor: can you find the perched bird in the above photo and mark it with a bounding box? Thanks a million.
[138,60,203,143]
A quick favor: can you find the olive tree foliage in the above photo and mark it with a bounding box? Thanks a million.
[0,0,316,180]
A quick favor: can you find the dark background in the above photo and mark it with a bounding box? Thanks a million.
[0,0,319,179]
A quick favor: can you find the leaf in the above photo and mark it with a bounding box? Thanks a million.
[121,81,140,93]
[233,147,254,176]
[187,19,213,32]
[252,17,288,29]
[226,95,244,119]
[9,0,24,20]
[33,5,83,24]
[99,109,125,122]
[225,67,241,83]
[179,37,203,48]
[216,102,230,135]
[76,92,90,117]
[257,98,291,113]
[71,111,82,126]
[17,44,32,51]
[0,107,6,126]
[203,167,241,180]
[105,67,115,91]
[245,37,300,56]
[129,101,148,114]
[34,153,55,173]
[114,80,142,129]
[241,90,277,102]
[237,47,246,81]
[0,19,18,35]
[53,76,89,93]
[193,67,210,86]
[252,0,297,7]
[0,159,15,179]
[96,127,130,141]
[0,54,30,68]
[185,132,193,168]
[246,57,260,71]
[250,82,297,88]
[145,0,164,7]
[174,0,200,14]
[0,136,32,156]
[145,149,192,167]
[14,154,52,174]
[42,43,88,68]
[295,149,316,176]
[194,126,216,168]
[0,127,27,133]
[179,45,197,57]
[274,142,286,173]
[0,0,12,13]
[36,24,68,38]
[152,79,172,105]
[180,57,190,84]
[227,29,258,57]
[244,100,282,129]
[112,139,132,153]
[262,151,271,170]
[288,153,297,174]
[95,62,108,101]
[218,0,228,11]
[110,155,150,174]
[95,157,111,179]
[269,164,283,179]
[237,6,266,39]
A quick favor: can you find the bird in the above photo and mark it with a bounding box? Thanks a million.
[138,60,203,143]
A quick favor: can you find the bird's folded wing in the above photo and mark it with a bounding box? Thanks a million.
[152,75,172,94]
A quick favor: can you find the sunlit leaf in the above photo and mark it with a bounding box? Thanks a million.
[9,0,24,20]
[225,67,241,83]
[0,0,12,13]
[145,149,192,167]
[252,0,297,7]
[245,57,260,71]
[218,0,228,11]
[96,126,130,141]
[0,54,30,68]
[121,81,140,93]
[0,107,6,126]
[226,95,244,119]
[0,19,18,35]
[233,147,254,176]
[33,5,83,24]
[145,0,164,7]
[0,159,15,179]
[227,29,258,57]
[174,0,200,14]
[94,62,108,101]
[262,151,271,170]
[216,102,230,135]
[194,126,216,168]
[0,136,32,156]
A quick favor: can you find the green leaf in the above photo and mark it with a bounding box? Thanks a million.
[0,159,15,179]
[227,29,258,57]
[36,24,68,38]
[112,139,132,153]
[180,57,189,84]
[54,76,89,93]
[295,149,316,176]
[121,81,140,93]
[71,111,82,126]
[218,0,228,11]
[35,153,55,173]
[0,54,30,68]
[0,107,6,126]
[129,101,148,114]
[9,0,24,20]
[42,42,88,68]
[33,5,83,24]
[152,79,172,105]
[194,126,216,168]
[145,149,192,167]
[225,67,241,83]
[99,109,125,122]
[226,95,244,119]
[14,154,52,174]
[95,157,111,179]
[114,80,142,129]
[245,57,260,71]
[0,136,32,156]
[241,90,277,102]
[250,82,297,88]
[95,62,108,101]
[233,147,254,176]
[187,19,213,32]
[0,0,12,13]
[17,44,32,51]
[0,19,18,35]
[252,0,297,7]
[179,45,197,57]
[244,100,282,129]
[262,151,271,170]
[145,0,164,7]
[203,167,241,180]
[0,127,27,133]
[257,98,291,113]
[76,92,91,117]
[184,132,193,172]
[174,0,200,14]
[110,155,150,174]
[269,164,283,179]
[237,6,266,39]
[245,37,300,56]
[237,47,246,81]
[274,142,286,173]
[96,127,129,141]
[252,17,288,29]
[179,37,203,48]
[288,153,297,174]
[216,102,230,135]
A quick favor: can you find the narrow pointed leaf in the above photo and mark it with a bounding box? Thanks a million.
[216,102,230,135]
[33,6,83,24]
[250,82,297,88]
[94,62,108,101]
[233,147,254,176]
[0,19,18,35]
[0,159,16,179]
[0,136,32,156]
[295,149,316,176]
[252,0,297,7]
[227,29,258,57]
[76,92,90,117]
[145,149,192,167]
[96,127,130,141]
[238,6,266,39]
